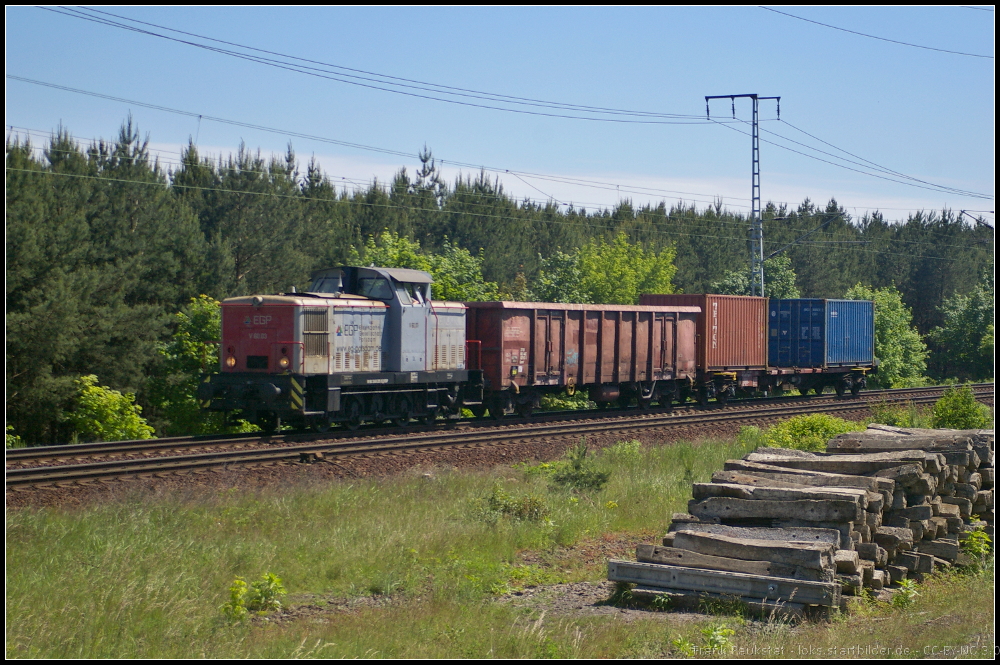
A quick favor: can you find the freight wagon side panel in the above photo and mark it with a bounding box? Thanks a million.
[583,311,600,384]
[565,311,582,388]
[677,312,697,377]
[826,300,874,366]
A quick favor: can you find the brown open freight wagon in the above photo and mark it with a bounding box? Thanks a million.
[465,301,700,417]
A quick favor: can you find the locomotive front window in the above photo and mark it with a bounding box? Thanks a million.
[357,277,393,301]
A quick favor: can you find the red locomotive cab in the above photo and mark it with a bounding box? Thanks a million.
[221,296,300,374]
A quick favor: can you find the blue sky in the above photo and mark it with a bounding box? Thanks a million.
[5,6,995,223]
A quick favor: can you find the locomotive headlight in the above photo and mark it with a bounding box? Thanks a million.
[279,357,290,369]
[226,356,237,367]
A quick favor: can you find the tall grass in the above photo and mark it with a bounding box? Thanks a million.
[6,432,993,658]
[6,436,754,658]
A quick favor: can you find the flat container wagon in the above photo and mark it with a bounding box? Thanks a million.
[465,301,700,416]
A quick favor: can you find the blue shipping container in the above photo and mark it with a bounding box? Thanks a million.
[826,299,874,366]
[768,299,826,368]
[767,299,874,368]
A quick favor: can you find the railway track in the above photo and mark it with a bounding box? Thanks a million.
[6,383,992,489]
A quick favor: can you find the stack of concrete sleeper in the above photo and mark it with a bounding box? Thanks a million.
[606,426,993,615]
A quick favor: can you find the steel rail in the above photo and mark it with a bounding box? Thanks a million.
[6,385,991,488]
[7,383,991,465]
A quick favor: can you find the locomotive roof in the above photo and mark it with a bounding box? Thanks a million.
[310,266,434,284]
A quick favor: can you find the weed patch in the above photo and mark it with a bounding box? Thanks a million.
[750,414,864,452]
[551,439,611,492]
[472,483,550,524]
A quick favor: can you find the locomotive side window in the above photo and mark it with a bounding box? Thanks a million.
[398,282,427,305]
[357,277,393,301]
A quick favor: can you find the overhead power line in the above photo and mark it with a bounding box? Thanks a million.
[714,119,993,201]
[759,6,994,59]
[5,76,760,209]
[10,73,993,217]
[42,6,725,126]
[33,9,993,201]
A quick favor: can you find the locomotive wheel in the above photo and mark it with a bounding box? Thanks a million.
[371,395,385,424]
[344,399,363,431]
[390,395,411,427]
[260,413,280,435]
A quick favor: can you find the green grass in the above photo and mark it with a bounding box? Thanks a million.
[5,433,994,658]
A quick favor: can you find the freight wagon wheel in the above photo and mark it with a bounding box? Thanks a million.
[470,404,487,419]
[834,382,846,398]
[516,403,534,418]
[315,415,333,433]
[851,384,862,397]
[717,392,729,406]
[487,395,508,420]
[698,389,709,408]
[798,387,811,396]
[422,409,438,426]
[813,385,825,395]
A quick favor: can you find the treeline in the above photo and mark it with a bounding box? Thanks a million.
[5,121,994,444]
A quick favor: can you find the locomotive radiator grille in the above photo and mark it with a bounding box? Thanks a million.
[304,333,328,357]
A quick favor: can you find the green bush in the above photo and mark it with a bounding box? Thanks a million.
[931,385,992,429]
[6,424,26,449]
[65,375,155,442]
[760,414,863,452]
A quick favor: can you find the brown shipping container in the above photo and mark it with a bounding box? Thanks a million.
[638,294,766,371]
[465,302,699,392]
